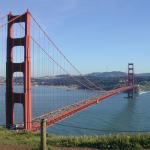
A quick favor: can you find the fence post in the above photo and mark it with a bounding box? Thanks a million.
[41,119,47,150]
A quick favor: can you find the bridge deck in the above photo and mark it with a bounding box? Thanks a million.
[32,86,137,131]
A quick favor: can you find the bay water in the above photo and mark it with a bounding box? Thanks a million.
[0,85,150,135]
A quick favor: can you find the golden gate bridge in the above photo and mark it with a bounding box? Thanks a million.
[0,11,138,131]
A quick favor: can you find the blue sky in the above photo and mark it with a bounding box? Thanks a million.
[0,0,150,74]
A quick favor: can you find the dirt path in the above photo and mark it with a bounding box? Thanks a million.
[0,145,33,150]
[0,145,98,150]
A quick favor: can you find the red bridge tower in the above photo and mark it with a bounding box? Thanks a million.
[128,63,135,98]
[6,11,32,130]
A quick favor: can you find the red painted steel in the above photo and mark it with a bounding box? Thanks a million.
[5,11,137,131]
[128,63,135,98]
[6,11,32,130]
[32,86,137,131]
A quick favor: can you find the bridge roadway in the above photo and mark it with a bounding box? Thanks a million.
[32,85,137,131]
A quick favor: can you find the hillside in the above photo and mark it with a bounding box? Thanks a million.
[0,127,150,149]
[86,71,127,77]
[1,72,150,91]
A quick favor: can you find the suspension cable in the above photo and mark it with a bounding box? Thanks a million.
[2,12,102,91]
[0,12,102,91]
[30,36,95,90]
[18,23,98,91]
[30,14,102,90]
[0,13,25,29]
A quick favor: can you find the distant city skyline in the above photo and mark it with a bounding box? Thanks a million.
[0,0,150,74]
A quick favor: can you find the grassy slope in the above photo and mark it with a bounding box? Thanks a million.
[1,127,150,149]
[0,127,40,150]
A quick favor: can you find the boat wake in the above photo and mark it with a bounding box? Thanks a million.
[139,91,150,95]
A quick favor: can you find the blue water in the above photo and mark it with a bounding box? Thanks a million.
[0,85,150,135]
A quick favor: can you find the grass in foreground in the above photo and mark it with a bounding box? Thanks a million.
[0,127,150,149]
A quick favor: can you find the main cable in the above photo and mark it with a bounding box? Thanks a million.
[30,14,102,91]
[18,23,98,91]
[0,13,25,29]
[30,36,95,91]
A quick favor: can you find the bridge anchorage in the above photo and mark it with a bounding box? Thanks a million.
[4,11,139,131]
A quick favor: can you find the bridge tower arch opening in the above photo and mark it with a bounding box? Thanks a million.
[6,11,32,130]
